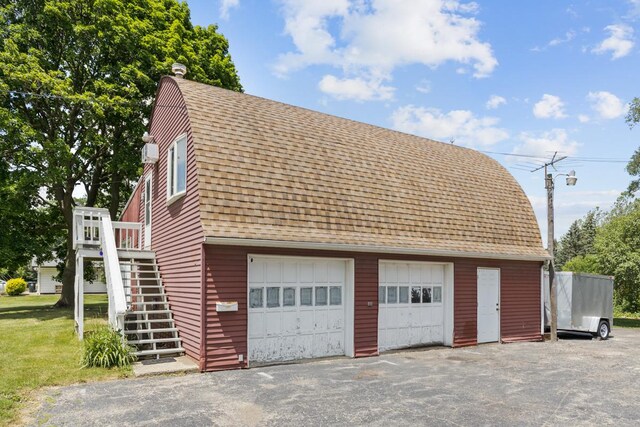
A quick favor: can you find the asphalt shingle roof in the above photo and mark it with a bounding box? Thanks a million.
[169,77,548,260]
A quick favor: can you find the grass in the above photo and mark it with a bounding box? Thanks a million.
[614,307,640,328]
[0,294,130,426]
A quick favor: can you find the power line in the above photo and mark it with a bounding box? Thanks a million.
[478,149,629,165]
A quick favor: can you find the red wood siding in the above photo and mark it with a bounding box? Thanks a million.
[203,245,543,371]
[500,262,543,342]
[119,178,142,223]
[353,255,378,357]
[142,79,203,363]
[203,246,248,371]
[451,258,543,347]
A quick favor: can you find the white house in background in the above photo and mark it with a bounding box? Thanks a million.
[34,259,107,294]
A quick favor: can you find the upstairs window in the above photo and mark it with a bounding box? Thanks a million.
[167,135,187,201]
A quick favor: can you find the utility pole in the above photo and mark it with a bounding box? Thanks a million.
[545,163,558,342]
[531,152,572,342]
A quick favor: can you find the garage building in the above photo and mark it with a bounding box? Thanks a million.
[120,75,549,371]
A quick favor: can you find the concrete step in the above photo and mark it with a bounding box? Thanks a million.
[132,356,198,377]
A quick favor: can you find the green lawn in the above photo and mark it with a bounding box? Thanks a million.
[0,294,130,426]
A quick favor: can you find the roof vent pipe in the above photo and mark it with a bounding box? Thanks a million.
[172,63,187,78]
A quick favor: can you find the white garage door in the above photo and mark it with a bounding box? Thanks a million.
[248,256,347,364]
[378,262,445,352]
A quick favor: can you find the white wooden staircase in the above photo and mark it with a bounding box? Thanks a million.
[120,256,184,359]
[73,208,184,360]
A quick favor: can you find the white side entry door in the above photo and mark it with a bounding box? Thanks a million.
[477,268,500,343]
[144,172,152,250]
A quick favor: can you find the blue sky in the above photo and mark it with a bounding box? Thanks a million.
[187,0,640,244]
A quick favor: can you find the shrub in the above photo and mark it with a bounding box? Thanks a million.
[81,327,136,368]
[5,278,27,296]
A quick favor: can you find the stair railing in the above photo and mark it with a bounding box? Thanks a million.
[101,215,127,333]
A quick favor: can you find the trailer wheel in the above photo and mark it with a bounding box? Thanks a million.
[597,320,610,340]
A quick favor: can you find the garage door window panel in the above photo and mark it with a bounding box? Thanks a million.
[250,288,264,308]
[433,286,442,303]
[267,287,280,308]
[283,287,296,307]
[379,286,386,304]
[411,287,421,303]
[422,287,432,304]
[399,286,409,303]
[300,287,313,306]
[387,286,398,304]
[330,286,342,305]
[315,286,328,306]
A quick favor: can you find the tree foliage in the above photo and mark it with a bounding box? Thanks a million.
[593,201,640,312]
[555,208,601,269]
[626,97,640,196]
[0,0,241,307]
[561,255,599,274]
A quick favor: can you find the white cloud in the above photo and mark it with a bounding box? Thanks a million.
[578,114,590,123]
[512,129,580,158]
[219,0,240,19]
[627,0,640,18]
[275,0,497,101]
[533,94,567,119]
[486,95,506,110]
[531,29,583,52]
[416,79,431,94]
[549,30,576,46]
[391,105,509,148]
[592,24,635,59]
[587,91,627,119]
[318,75,394,101]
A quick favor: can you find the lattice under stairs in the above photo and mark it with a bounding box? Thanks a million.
[120,253,185,359]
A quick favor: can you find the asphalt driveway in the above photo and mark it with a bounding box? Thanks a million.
[33,328,640,426]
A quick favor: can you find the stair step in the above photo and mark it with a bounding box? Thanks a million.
[126,301,169,306]
[127,309,172,315]
[134,347,185,357]
[124,327,178,334]
[128,337,181,345]
[123,285,163,288]
[121,272,160,276]
[128,293,166,298]
[125,318,176,324]
[119,262,159,267]
[123,286,164,290]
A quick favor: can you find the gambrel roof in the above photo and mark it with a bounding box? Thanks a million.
[163,77,548,260]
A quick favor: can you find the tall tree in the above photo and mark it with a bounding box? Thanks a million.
[555,221,583,269]
[0,159,63,271]
[0,0,241,307]
[594,200,640,312]
[625,97,640,197]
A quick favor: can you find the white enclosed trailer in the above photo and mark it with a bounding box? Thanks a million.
[544,272,614,339]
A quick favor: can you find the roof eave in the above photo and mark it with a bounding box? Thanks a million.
[203,237,551,262]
